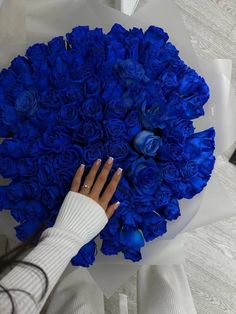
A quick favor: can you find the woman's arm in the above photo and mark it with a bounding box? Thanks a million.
[0,157,122,313]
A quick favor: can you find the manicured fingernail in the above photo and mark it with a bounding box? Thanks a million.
[107,156,114,165]
[96,159,102,166]
[114,201,120,209]
[79,164,85,172]
[117,168,123,175]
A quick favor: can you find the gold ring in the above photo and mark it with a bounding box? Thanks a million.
[82,184,90,190]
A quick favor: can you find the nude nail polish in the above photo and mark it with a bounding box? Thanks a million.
[96,159,102,166]
[117,168,123,175]
[114,201,120,209]
[107,156,114,165]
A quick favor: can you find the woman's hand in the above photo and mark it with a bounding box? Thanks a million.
[70,157,122,218]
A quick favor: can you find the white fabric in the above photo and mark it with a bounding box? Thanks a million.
[42,264,197,314]
[0,192,108,314]
[137,265,197,314]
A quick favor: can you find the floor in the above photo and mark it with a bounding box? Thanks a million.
[105,0,236,313]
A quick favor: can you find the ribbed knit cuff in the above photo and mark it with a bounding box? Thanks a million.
[41,191,108,251]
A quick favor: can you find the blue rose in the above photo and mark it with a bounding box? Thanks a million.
[0,139,26,158]
[155,185,172,207]
[187,128,215,156]
[0,105,18,127]
[199,155,215,177]
[38,161,54,186]
[71,240,96,267]
[103,119,128,139]
[134,130,162,157]
[158,198,181,221]
[40,126,71,153]
[144,26,169,47]
[57,145,83,171]
[33,108,58,131]
[23,180,41,199]
[181,96,206,119]
[54,168,73,194]
[107,39,126,63]
[64,88,84,103]
[57,102,81,129]
[84,77,100,97]
[51,57,69,88]
[131,193,157,213]
[125,31,141,60]
[6,182,25,202]
[15,88,39,117]
[81,98,103,121]
[158,143,184,161]
[26,43,48,63]
[16,121,40,139]
[48,36,66,55]
[101,240,121,255]
[128,157,162,195]
[125,110,142,138]
[161,71,178,88]
[159,42,179,62]
[120,228,144,248]
[104,99,127,119]
[179,69,202,95]
[141,102,166,130]
[82,142,105,166]
[105,140,137,169]
[113,177,131,202]
[108,23,129,42]
[114,59,149,85]
[122,82,147,110]
[123,248,142,262]
[15,200,46,221]
[162,163,180,183]
[0,157,17,178]
[145,81,166,104]
[180,160,198,178]
[42,186,60,209]
[100,216,121,240]
[11,56,32,77]
[73,120,103,144]
[40,90,66,109]
[102,80,122,102]
[0,68,17,90]
[66,25,90,49]
[170,181,190,199]
[164,119,195,143]
[141,212,167,241]
[15,220,41,241]
[122,211,143,229]
[18,158,38,177]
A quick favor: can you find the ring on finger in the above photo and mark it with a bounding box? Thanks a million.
[81,184,91,193]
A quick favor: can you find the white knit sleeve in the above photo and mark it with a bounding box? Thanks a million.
[0,192,108,314]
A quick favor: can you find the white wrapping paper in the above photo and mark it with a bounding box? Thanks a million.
[0,0,236,297]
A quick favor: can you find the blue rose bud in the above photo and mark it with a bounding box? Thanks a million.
[134,130,162,157]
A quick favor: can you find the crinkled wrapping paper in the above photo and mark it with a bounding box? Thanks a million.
[0,0,236,297]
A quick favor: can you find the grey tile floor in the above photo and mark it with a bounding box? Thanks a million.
[105,0,236,313]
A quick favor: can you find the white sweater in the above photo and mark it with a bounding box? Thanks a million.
[0,191,108,314]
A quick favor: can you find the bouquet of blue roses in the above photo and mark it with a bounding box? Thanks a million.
[0,22,215,267]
